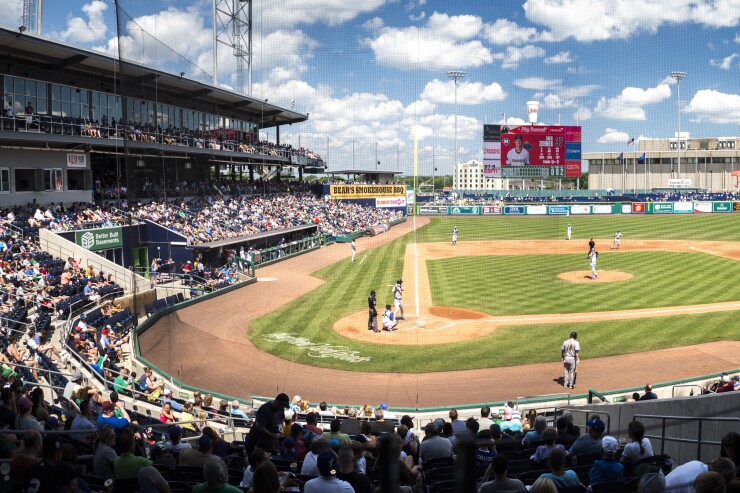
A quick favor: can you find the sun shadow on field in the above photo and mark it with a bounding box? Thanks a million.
[554,377,565,386]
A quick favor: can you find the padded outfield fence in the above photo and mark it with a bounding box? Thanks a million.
[416,201,740,215]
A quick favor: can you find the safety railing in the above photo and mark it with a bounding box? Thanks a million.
[633,414,740,460]
[672,384,703,398]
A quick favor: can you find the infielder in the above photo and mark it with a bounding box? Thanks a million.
[381,304,398,331]
[561,331,580,389]
[611,230,622,250]
[392,279,405,320]
[367,290,378,332]
[351,239,356,262]
[567,223,572,241]
[452,226,458,246]
[588,248,598,280]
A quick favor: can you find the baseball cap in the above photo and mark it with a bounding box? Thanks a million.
[586,418,606,433]
[317,451,338,477]
[168,426,182,439]
[163,388,172,396]
[101,328,109,335]
[2,368,17,378]
[515,134,523,141]
[43,433,62,453]
[102,401,116,412]
[601,435,619,455]
[434,417,446,428]
[401,415,414,427]
[423,422,439,433]
[18,397,32,411]
[275,393,290,408]
[379,402,388,410]
[47,416,62,429]
[283,436,296,448]
[198,434,213,450]
[290,423,304,435]
[71,371,83,381]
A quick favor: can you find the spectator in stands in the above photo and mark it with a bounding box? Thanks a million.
[479,453,527,493]
[70,398,96,443]
[93,424,117,480]
[589,435,624,485]
[448,408,465,435]
[561,411,580,437]
[244,393,290,455]
[337,445,372,493]
[639,471,666,493]
[114,428,151,478]
[230,399,251,420]
[555,417,576,448]
[717,373,735,393]
[721,432,740,468]
[523,415,548,447]
[137,465,172,493]
[180,434,227,476]
[194,459,242,493]
[240,447,269,489]
[202,427,230,458]
[328,418,351,447]
[478,406,494,430]
[317,401,335,418]
[490,423,514,447]
[371,408,395,435]
[7,335,39,380]
[569,417,605,458]
[530,428,565,464]
[97,400,130,431]
[63,371,84,401]
[355,421,377,452]
[666,458,733,493]
[641,384,659,400]
[23,433,63,493]
[164,426,191,456]
[302,435,331,476]
[538,448,582,489]
[304,411,324,440]
[15,397,42,432]
[694,471,727,493]
[419,422,453,466]
[530,477,559,493]
[621,420,654,466]
[159,402,176,424]
[113,368,133,396]
[10,429,41,482]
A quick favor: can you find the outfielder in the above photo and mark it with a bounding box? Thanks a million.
[611,230,622,250]
[561,331,580,389]
[392,279,405,320]
[567,223,572,241]
[452,226,458,246]
[588,248,598,280]
[381,304,397,331]
[351,239,356,262]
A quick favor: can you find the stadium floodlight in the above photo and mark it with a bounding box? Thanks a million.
[671,71,687,179]
[447,70,466,171]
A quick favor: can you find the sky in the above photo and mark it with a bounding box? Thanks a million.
[3,0,740,176]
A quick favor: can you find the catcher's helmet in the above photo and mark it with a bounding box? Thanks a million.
[570,331,578,339]
[370,290,376,296]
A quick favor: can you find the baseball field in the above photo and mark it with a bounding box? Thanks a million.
[247,213,740,374]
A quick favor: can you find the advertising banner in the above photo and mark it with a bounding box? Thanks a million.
[713,201,732,212]
[418,205,448,215]
[376,197,406,208]
[503,205,526,215]
[652,203,674,214]
[694,202,712,213]
[565,162,582,177]
[622,204,632,214]
[734,202,740,212]
[548,206,570,215]
[406,188,415,205]
[481,206,502,214]
[75,227,122,251]
[330,184,405,199]
[526,205,548,215]
[592,205,612,214]
[449,206,480,215]
[632,202,646,214]
[66,153,87,169]
[571,205,590,215]
[483,141,501,178]
[673,202,694,213]
[502,127,565,166]
[667,178,692,188]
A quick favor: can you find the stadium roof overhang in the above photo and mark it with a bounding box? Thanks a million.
[188,224,319,250]
[0,28,306,129]
[328,169,404,175]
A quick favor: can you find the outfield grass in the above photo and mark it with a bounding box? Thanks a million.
[248,214,740,372]
[427,252,740,315]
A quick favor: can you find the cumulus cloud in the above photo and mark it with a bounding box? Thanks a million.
[684,89,740,124]
[260,0,390,29]
[364,12,493,70]
[56,0,108,43]
[597,128,631,144]
[404,99,437,116]
[523,0,740,42]
[362,16,384,30]
[483,18,540,45]
[493,45,546,69]
[0,0,22,28]
[420,79,506,104]
[545,51,575,64]
[710,53,739,69]
[573,106,593,121]
[514,77,561,90]
[594,83,672,120]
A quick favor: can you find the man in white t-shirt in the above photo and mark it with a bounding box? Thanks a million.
[506,135,530,165]
[561,331,580,389]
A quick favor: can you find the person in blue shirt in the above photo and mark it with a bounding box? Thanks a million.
[589,435,624,486]
[97,400,131,431]
[537,449,582,489]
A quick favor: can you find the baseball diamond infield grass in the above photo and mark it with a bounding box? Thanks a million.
[248,214,740,373]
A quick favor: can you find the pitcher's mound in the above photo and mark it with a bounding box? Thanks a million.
[558,270,634,283]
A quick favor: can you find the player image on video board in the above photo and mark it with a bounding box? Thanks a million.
[505,134,530,165]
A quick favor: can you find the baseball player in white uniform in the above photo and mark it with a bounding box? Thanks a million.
[567,223,572,241]
[561,331,580,389]
[381,304,397,331]
[611,230,622,250]
[392,279,405,320]
[452,226,458,246]
[351,239,356,262]
[588,248,598,280]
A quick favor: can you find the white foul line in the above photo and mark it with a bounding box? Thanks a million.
[359,255,367,265]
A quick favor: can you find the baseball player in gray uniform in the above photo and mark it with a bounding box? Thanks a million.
[588,248,598,280]
[392,279,405,320]
[561,331,580,389]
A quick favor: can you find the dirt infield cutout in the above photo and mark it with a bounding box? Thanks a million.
[558,270,634,283]
[333,239,740,346]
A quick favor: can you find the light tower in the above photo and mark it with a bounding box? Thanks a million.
[447,70,465,170]
[213,0,253,94]
[671,71,687,179]
[22,0,42,34]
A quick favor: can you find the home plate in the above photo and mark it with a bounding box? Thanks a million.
[257,277,278,282]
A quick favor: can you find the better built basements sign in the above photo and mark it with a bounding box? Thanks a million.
[75,227,123,251]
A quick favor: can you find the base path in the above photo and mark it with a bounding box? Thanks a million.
[138,224,740,408]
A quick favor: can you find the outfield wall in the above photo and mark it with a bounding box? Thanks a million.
[417,201,739,216]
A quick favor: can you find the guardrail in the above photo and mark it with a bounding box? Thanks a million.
[633,414,740,459]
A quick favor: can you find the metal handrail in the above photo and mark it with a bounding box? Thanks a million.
[633,414,740,460]
[672,384,703,398]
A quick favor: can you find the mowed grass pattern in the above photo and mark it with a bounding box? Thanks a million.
[248,214,740,372]
[427,252,740,315]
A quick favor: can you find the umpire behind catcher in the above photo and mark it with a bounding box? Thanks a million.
[562,331,580,389]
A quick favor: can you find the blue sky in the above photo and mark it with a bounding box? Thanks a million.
[3,0,740,175]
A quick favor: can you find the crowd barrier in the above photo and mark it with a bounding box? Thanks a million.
[417,201,740,216]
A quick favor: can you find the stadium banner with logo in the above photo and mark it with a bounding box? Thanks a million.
[526,205,548,215]
[592,205,613,214]
[632,202,646,214]
[406,187,415,205]
[650,203,674,214]
[503,205,526,215]
[448,206,480,215]
[483,141,501,178]
[734,202,740,212]
[570,205,591,215]
[622,204,633,214]
[693,202,713,213]
[673,202,694,214]
[418,205,448,215]
[376,197,407,208]
[713,201,732,212]
[481,205,502,214]
[66,153,87,169]
[329,184,405,199]
[548,205,570,215]
[667,178,692,188]
[75,227,123,251]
